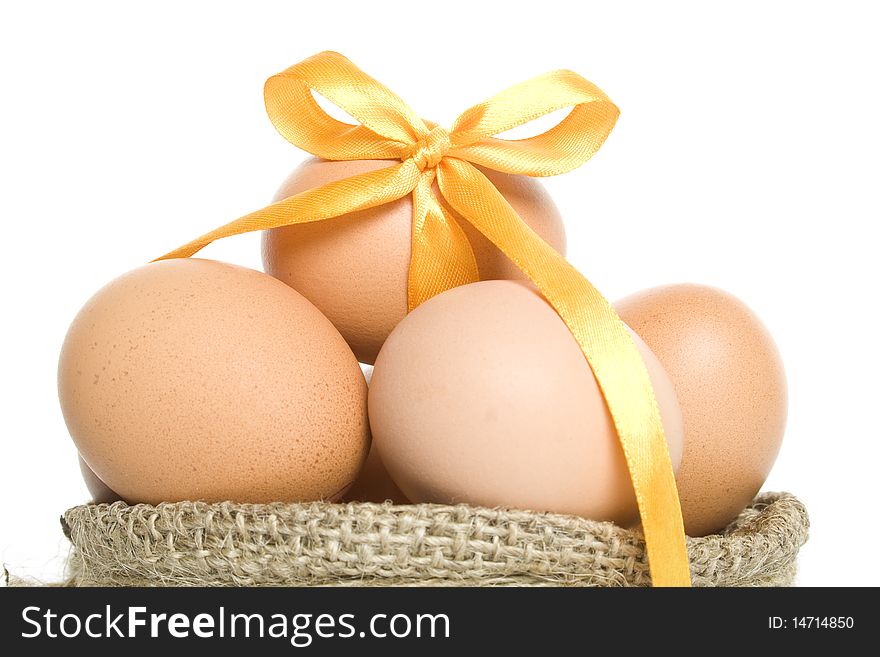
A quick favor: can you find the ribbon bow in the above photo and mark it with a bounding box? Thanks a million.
[158,51,690,586]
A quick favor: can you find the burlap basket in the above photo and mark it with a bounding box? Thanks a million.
[61,492,807,587]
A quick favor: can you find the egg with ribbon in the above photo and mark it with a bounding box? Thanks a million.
[161,52,618,368]
[262,157,566,364]
[615,284,787,536]
[368,280,684,525]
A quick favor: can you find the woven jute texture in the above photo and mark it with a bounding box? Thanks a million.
[62,492,807,587]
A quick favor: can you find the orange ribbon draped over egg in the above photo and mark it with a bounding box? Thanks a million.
[157,51,691,586]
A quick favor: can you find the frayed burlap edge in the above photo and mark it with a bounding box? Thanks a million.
[60,492,807,587]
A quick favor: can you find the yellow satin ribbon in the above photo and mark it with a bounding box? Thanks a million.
[157,51,691,586]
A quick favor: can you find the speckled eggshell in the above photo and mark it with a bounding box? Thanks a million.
[368,280,684,525]
[58,258,370,504]
[262,158,566,364]
[78,455,122,504]
[615,284,787,536]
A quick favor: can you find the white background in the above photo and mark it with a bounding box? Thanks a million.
[1,1,878,586]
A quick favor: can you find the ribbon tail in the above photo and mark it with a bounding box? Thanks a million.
[438,158,691,587]
[408,170,480,311]
[155,162,422,260]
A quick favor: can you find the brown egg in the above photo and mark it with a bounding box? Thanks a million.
[615,284,787,536]
[58,258,370,504]
[78,455,122,504]
[369,280,683,525]
[262,158,566,364]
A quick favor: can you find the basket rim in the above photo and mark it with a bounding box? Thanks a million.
[62,491,809,587]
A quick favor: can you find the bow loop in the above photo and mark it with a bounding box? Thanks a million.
[264,51,425,161]
[449,70,619,176]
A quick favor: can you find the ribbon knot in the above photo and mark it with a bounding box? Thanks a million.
[410,126,450,171]
[156,51,691,587]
